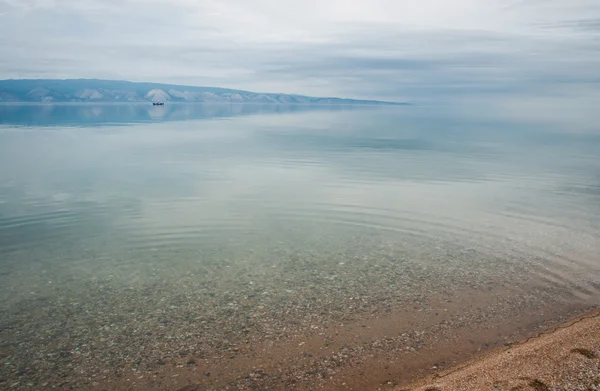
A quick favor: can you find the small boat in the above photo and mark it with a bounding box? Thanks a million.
[153,102,164,106]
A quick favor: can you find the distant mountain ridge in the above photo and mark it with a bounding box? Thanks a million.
[0,79,404,105]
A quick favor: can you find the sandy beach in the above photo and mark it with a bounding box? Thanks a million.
[400,309,600,391]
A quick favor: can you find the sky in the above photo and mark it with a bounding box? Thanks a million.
[0,0,599,101]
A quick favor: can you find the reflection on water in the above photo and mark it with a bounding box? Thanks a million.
[0,103,599,390]
[0,103,364,126]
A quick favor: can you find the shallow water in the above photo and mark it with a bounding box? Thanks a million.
[0,103,599,390]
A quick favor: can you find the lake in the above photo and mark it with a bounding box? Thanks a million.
[1,103,599,390]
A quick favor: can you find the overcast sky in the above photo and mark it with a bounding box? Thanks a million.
[0,0,599,100]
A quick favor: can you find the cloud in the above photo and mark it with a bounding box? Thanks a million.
[0,0,599,100]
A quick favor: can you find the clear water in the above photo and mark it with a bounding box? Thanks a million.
[1,103,599,389]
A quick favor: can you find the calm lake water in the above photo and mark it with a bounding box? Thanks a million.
[1,103,599,390]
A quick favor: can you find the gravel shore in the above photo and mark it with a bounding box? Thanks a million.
[402,309,600,391]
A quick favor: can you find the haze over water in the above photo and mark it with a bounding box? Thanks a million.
[0,103,599,390]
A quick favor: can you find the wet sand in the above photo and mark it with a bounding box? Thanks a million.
[401,309,600,391]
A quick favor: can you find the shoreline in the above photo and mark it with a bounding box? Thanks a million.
[81,299,597,391]
[2,254,598,391]
[398,308,600,391]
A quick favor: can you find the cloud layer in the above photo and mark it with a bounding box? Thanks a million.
[1,0,599,100]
